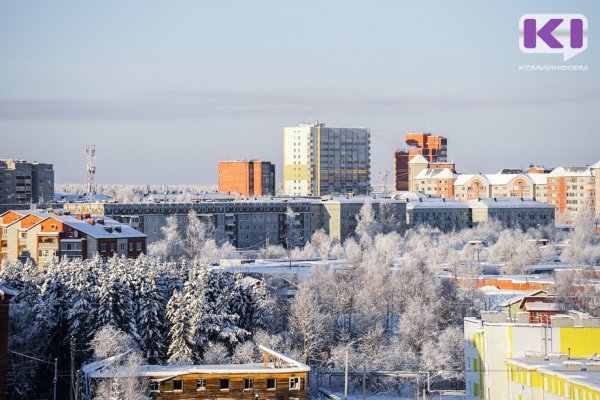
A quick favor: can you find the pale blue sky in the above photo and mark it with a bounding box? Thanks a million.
[1,1,599,184]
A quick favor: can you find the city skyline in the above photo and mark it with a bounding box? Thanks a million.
[1,0,599,185]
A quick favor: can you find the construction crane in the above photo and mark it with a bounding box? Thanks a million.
[379,170,391,195]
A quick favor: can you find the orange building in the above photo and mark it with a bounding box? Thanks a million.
[218,161,275,197]
[394,133,448,191]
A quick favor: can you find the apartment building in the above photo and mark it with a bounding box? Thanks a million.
[405,197,471,232]
[283,123,371,196]
[464,311,600,400]
[0,160,54,204]
[394,133,448,191]
[218,160,275,197]
[468,198,555,229]
[64,201,312,249]
[548,163,600,221]
[0,210,146,266]
[315,196,407,241]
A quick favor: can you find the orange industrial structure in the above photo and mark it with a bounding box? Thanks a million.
[218,161,275,197]
[394,133,448,191]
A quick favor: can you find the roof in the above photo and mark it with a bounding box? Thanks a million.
[591,160,600,169]
[527,173,548,185]
[548,166,593,177]
[467,198,555,209]
[406,198,468,209]
[414,168,456,180]
[500,290,548,307]
[408,154,429,165]
[0,286,18,298]
[83,345,310,379]
[523,301,562,312]
[18,211,147,239]
[507,357,600,391]
[454,174,488,186]
[484,173,533,186]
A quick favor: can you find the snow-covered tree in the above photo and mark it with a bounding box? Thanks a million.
[355,202,382,247]
[166,290,194,364]
[149,215,184,260]
[284,207,302,249]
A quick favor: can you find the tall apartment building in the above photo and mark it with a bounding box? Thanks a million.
[547,163,600,221]
[0,160,54,204]
[283,123,371,197]
[464,311,600,400]
[394,133,448,191]
[218,160,275,197]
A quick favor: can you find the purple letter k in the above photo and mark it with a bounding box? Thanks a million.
[524,18,564,49]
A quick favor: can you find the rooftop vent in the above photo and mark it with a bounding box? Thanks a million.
[104,227,113,233]
[97,218,104,225]
[115,226,122,233]
[87,218,95,225]
[563,361,583,371]
[587,362,600,371]
[548,353,568,362]
[525,352,545,361]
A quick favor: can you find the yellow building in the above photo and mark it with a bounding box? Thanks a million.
[464,311,600,400]
[506,353,600,400]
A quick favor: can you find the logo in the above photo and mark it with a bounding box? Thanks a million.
[519,14,587,61]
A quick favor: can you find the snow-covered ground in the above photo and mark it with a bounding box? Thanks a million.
[327,393,465,400]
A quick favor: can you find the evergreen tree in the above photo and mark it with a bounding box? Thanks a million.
[166,290,194,364]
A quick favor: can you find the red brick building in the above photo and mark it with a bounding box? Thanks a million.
[218,160,275,197]
[394,133,448,191]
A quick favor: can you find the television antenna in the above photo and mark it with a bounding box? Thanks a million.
[85,145,96,201]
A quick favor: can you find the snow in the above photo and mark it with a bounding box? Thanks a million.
[508,357,600,391]
[414,168,456,180]
[467,198,555,209]
[548,166,593,177]
[408,154,429,164]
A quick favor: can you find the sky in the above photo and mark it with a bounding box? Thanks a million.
[1,0,599,185]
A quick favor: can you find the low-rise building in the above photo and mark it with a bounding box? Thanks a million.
[464,311,600,400]
[0,210,146,266]
[506,354,600,400]
[468,198,555,229]
[405,197,471,232]
[82,345,310,400]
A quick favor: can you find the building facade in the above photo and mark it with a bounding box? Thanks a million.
[0,160,54,204]
[82,346,310,400]
[394,133,448,191]
[464,311,600,400]
[283,123,371,197]
[0,210,146,266]
[468,198,555,229]
[548,163,599,222]
[405,197,471,232]
[64,201,312,249]
[218,160,275,197]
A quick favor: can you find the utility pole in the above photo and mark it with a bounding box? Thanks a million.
[70,339,75,400]
[344,350,349,400]
[53,357,58,400]
[265,233,270,259]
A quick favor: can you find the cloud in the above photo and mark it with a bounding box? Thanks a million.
[1,84,598,121]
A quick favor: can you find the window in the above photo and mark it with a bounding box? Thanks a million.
[290,377,300,390]
[220,379,229,391]
[173,380,183,391]
[196,379,206,391]
[119,243,126,251]
[149,380,160,392]
[244,378,253,390]
[137,242,142,251]
[100,243,107,252]
[266,378,276,390]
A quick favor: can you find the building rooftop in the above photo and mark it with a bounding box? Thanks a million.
[467,198,555,209]
[414,168,456,180]
[406,198,468,209]
[548,166,593,177]
[408,154,429,165]
[507,355,600,392]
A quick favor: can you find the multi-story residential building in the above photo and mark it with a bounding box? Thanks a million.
[82,345,310,400]
[316,196,406,241]
[283,123,371,197]
[405,197,471,232]
[0,210,146,266]
[218,160,275,197]
[64,201,312,249]
[394,133,448,191]
[548,163,599,222]
[506,354,600,400]
[468,198,555,229]
[412,165,457,198]
[0,160,54,204]
[464,311,600,400]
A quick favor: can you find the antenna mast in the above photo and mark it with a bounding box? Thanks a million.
[85,144,96,201]
[379,170,390,195]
